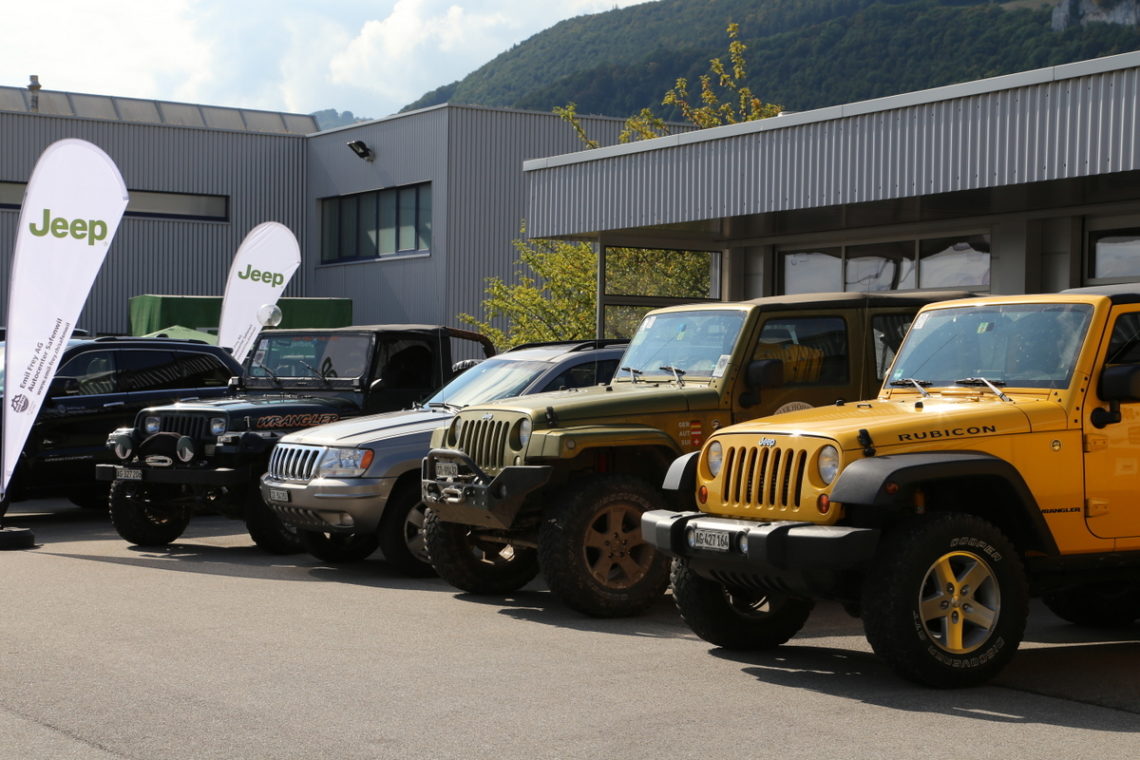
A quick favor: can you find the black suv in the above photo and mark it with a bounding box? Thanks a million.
[1,336,242,516]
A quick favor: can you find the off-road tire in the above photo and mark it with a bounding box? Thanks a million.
[378,481,435,577]
[671,558,814,648]
[538,475,671,617]
[424,508,539,594]
[301,530,379,563]
[245,490,303,555]
[109,480,190,546]
[1042,582,1140,627]
[861,512,1028,688]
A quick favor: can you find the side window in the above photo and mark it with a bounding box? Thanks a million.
[115,350,183,392]
[540,358,619,392]
[57,350,119,395]
[871,313,914,380]
[375,338,435,389]
[1106,313,1140,365]
[170,351,234,387]
[754,317,849,385]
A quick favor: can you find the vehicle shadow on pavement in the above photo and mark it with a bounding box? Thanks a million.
[436,587,693,638]
[712,643,1140,726]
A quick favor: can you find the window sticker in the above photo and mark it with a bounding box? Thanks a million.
[643,315,656,329]
[912,313,930,330]
[712,354,730,377]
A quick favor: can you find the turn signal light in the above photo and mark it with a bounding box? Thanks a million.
[817,494,831,514]
[698,485,708,505]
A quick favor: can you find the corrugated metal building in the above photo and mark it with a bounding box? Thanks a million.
[0,84,623,336]
[524,51,1140,335]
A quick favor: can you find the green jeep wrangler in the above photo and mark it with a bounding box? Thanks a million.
[422,291,964,617]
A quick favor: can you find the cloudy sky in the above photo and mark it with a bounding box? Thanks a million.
[1,0,653,119]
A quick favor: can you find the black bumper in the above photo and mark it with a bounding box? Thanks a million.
[95,463,251,487]
[642,510,880,596]
[422,448,551,530]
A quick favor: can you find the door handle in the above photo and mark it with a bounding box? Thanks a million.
[102,401,126,408]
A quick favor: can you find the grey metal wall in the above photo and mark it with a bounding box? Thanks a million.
[525,53,1140,240]
[0,112,308,334]
[307,105,625,331]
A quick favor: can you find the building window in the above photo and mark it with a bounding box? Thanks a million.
[320,183,432,263]
[780,234,989,294]
[1,181,228,221]
[1089,228,1140,282]
[600,246,722,338]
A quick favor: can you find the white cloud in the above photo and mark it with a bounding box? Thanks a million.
[0,0,656,118]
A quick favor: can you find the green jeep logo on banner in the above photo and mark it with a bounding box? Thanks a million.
[28,208,108,246]
[236,264,286,288]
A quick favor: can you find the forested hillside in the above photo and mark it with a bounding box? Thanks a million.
[400,0,1140,118]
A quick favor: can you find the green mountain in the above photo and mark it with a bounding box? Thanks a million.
[400,0,1140,118]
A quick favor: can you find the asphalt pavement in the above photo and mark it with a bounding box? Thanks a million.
[1,499,1137,760]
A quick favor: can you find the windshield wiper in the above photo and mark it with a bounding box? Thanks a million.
[252,361,282,387]
[659,365,686,388]
[889,378,931,397]
[956,377,1012,402]
[427,401,462,412]
[298,360,332,387]
[619,366,643,383]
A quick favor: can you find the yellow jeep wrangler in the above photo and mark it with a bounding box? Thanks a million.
[644,287,1140,687]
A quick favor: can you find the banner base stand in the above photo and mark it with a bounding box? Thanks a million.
[0,526,35,550]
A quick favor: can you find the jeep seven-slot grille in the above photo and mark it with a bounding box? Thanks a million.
[156,414,211,440]
[456,417,510,470]
[720,445,807,510]
[268,444,324,481]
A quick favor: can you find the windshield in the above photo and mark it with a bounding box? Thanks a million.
[889,303,1093,390]
[427,357,554,407]
[247,334,372,381]
[618,309,746,380]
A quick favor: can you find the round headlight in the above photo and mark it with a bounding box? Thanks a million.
[818,445,840,485]
[143,415,161,435]
[176,436,196,463]
[706,440,723,478]
[113,433,134,461]
[517,418,532,449]
[449,416,465,446]
[209,417,227,436]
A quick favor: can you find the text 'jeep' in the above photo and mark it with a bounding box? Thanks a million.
[645,287,1140,687]
[422,291,965,617]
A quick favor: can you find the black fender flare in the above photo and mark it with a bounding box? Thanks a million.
[829,450,1058,555]
[661,451,699,510]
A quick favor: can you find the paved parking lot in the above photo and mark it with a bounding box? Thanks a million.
[1,499,1138,760]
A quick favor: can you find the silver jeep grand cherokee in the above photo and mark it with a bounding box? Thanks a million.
[260,340,625,575]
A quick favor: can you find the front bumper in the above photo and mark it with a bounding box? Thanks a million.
[260,475,393,534]
[642,510,880,597]
[421,448,551,530]
[96,462,250,487]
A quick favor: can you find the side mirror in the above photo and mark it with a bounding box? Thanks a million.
[48,376,81,398]
[746,359,784,389]
[1099,364,1140,402]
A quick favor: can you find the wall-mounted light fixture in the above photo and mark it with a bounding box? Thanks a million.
[346,139,374,162]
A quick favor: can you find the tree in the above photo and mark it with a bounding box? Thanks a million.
[460,229,597,350]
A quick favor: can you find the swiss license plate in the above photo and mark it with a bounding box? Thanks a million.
[118,467,143,481]
[692,527,731,552]
[268,488,290,503]
[435,461,459,478]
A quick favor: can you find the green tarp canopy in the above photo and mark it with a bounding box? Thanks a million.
[129,295,353,336]
[140,325,219,343]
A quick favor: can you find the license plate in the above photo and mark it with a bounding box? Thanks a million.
[435,461,459,478]
[118,467,143,481]
[268,488,290,503]
[692,527,731,552]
